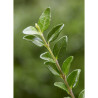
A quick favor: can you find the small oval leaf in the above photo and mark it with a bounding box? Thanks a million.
[40,52,53,62]
[23,26,39,35]
[67,69,81,88]
[44,61,60,76]
[23,35,44,47]
[48,66,60,76]
[38,7,51,32]
[78,90,85,98]
[62,56,73,75]
[53,36,68,65]
[47,24,64,42]
[54,82,68,93]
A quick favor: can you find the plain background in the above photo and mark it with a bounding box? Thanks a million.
[0,0,98,98]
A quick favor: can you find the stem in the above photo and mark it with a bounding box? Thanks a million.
[40,33,75,98]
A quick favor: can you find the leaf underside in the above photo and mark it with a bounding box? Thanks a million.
[40,52,54,62]
[23,35,44,47]
[44,61,60,76]
[23,26,39,35]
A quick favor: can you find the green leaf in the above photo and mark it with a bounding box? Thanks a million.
[44,61,60,76]
[40,52,53,62]
[47,24,64,42]
[53,36,68,65]
[78,90,85,98]
[54,82,68,93]
[23,35,44,47]
[48,66,60,76]
[38,7,51,32]
[62,56,73,75]
[64,97,71,98]
[53,36,68,58]
[23,26,39,35]
[67,69,81,88]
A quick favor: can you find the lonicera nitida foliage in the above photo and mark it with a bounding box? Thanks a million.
[22,7,84,98]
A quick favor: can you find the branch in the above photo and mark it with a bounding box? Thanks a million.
[41,33,75,98]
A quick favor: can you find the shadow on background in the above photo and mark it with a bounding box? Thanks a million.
[14,0,84,98]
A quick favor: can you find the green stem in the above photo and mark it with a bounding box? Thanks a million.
[40,33,75,98]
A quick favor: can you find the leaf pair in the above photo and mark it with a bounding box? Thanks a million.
[40,50,73,77]
[22,8,51,47]
[40,53,74,78]
[23,8,65,49]
[54,69,81,93]
[23,8,51,35]
[23,25,44,47]
[54,56,80,93]
[40,52,60,76]
[38,7,64,42]
[38,7,65,42]
[24,8,51,34]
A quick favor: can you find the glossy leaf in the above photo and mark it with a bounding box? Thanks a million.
[53,36,68,65]
[62,56,73,75]
[54,82,68,93]
[78,90,85,98]
[48,66,60,76]
[53,36,68,58]
[67,69,81,88]
[40,52,53,62]
[23,26,39,35]
[47,24,64,42]
[23,35,44,47]
[38,7,51,32]
[44,61,60,76]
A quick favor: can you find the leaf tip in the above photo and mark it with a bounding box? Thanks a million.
[40,53,43,59]
[44,7,51,13]
[62,23,64,27]
[54,82,57,86]
[74,69,81,74]
[70,56,74,61]
[47,7,51,10]
[78,69,81,73]
[23,36,25,39]
[60,23,64,29]
[23,35,30,41]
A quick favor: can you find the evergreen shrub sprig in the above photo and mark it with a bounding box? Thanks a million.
[22,7,84,98]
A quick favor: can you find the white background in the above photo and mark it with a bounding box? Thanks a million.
[85,0,98,97]
[0,0,98,98]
